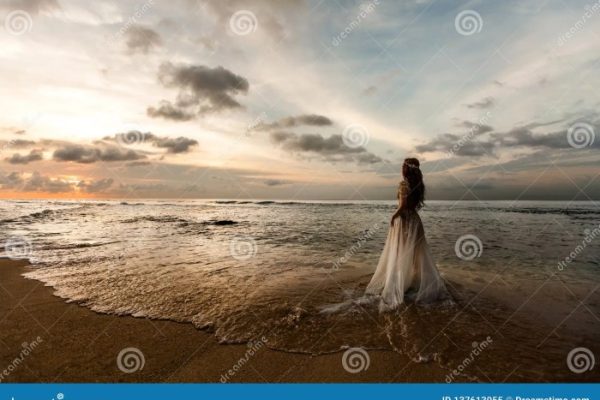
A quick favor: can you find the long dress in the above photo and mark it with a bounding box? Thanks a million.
[365,180,449,308]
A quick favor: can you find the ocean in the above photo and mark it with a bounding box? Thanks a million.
[1,199,599,381]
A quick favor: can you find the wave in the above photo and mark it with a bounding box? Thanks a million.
[120,215,239,227]
[0,205,90,224]
[212,200,360,206]
[121,215,190,224]
[41,241,118,250]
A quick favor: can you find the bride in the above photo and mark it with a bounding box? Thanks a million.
[366,157,450,308]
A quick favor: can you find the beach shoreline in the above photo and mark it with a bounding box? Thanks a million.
[0,259,450,383]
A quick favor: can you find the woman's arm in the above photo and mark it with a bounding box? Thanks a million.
[390,207,402,226]
[390,181,408,226]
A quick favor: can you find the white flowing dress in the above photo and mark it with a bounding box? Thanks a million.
[366,180,449,308]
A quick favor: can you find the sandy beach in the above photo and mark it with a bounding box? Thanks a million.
[0,259,451,383]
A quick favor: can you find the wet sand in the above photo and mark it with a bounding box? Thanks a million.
[0,259,449,383]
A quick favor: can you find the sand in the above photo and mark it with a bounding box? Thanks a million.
[0,259,449,383]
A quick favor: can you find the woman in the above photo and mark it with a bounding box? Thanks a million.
[366,158,449,308]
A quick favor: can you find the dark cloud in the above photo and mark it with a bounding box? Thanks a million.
[125,25,162,54]
[147,62,249,120]
[456,120,494,135]
[270,131,383,164]
[465,97,495,109]
[126,160,152,167]
[0,171,24,188]
[25,174,70,192]
[264,179,290,186]
[147,101,195,121]
[254,114,333,131]
[5,149,43,164]
[522,118,565,130]
[492,124,600,149]
[416,119,599,157]
[1,0,60,14]
[53,144,145,163]
[78,178,114,193]
[3,139,37,148]
[21,172,72,193]
[0,171,116,194]
[107,132,199,154]
[153,136,198,153]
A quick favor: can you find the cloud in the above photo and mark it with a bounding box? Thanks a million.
[0,171,117,194]
[254,114,333,131]
[153,136,198,153]
[125,25,162,54]
[270,131,384,164]
[5,149,43,164]
[416,119,600,157]
[147,101,195,121]
[199,0,302,41]
[2,139,37,149]
[107,132,199,154]
[492,124,600,149]
[0,171,24,188]
[147,62,249,120]
[126,160,152,167]
[362,86,377,96]
[21,172,72,193]
[415,133,496,157]
[465,97,495,109]
[53,144,145,163]
[1,0,60,14]
[456,120,494,135]
[78,178,114,193]
[264,179,290,186]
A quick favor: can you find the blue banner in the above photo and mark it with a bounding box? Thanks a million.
[0,384,599,400]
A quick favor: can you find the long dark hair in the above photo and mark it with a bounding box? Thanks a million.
[402,157,425,210]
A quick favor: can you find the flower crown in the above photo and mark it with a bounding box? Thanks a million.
[403,162,419,169]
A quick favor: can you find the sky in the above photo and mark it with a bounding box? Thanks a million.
[0,0,599,200]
